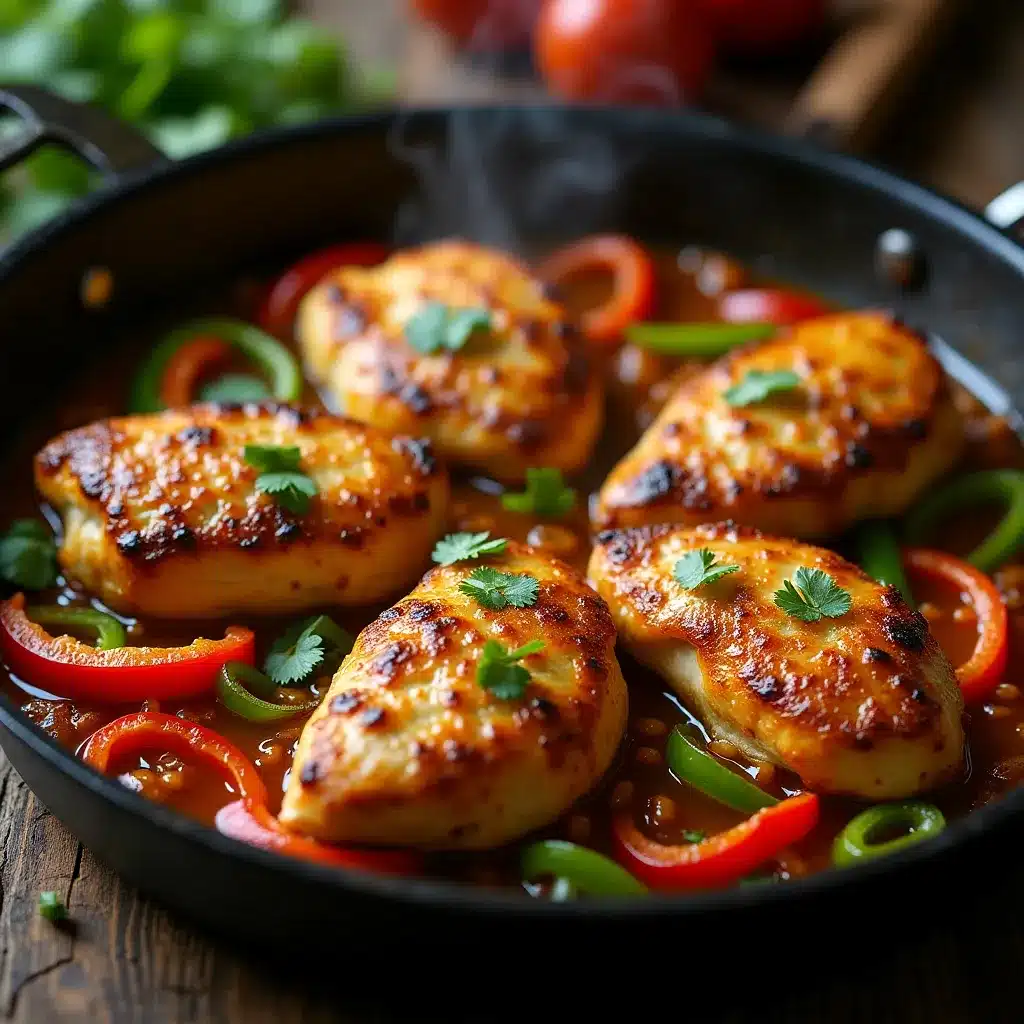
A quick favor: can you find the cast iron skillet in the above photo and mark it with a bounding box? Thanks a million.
[1,85,1024,955]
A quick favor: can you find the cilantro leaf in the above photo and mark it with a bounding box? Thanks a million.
[199,374,271,403]
[774,567,852,623]
[243,444,302,473]
[477,638,545,700]
[501,468,576,519]
[404,302,492,354]
[254,471,317,514]
[243,446,317,514]
[681,830,706,844]
[458,567,540,610]
[723,370,801,408]
[432,531,508,566]
[0,520,58,590]
[673,549,740,590]
[265,613,353,685]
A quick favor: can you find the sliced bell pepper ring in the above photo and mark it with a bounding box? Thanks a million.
[719,288,830,326]
[216,662,321,723]
[856,520,915,606]
[159,337,232,408]
[832,801,945,867]
[667,728,777,813]
[82,712,267,802]
[0,594,255,703]
[258,242,390,336]
[215,799,420,876]
[904,469,1024,573]
[521,840,648,897]
[540,235,656,347]
[28,605,127,652]
[624,321,775,358]
[130,318,302,413]
[903,548,1008,704]
[612,792,820,891]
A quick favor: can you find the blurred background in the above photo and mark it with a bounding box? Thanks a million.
[2,0,1022,243]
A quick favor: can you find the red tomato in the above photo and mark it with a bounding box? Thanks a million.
[412,0,542,50]
[697,0,826,54]
[535,0,715,105]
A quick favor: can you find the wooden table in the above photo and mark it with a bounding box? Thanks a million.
[6,2,1024,1020]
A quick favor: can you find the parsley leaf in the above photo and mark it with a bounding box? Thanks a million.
[477,638,545,700]
[243,445,317,515]
[774,567,852,623]
[432,531,508,566]
[459,567,539,610]
[199,374,271,403]
[0,519,58,590]
[673,549,740,590]
[265,613,353,685]
[255,472,318,514]
[723,370,801,407]
[243,444,302,473]
[404,302,491,354]
[501,468,576,519]
[682,830,707,844]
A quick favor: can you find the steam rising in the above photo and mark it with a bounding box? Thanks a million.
[388,108,636,252]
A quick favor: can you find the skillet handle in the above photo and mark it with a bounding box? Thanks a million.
[985,182,1024,237]
[0,84,166,179]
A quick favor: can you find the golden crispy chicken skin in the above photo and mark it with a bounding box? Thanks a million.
[280,543,627,849]
[296,241,603,481]
[35,403,448,618]
[594,313,964,537]
[589,523,964,799]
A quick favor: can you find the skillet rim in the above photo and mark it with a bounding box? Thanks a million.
[0,102,1022,921]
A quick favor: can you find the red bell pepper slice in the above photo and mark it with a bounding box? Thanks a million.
[720,288,830,326]
[83,712,419,875]
[159,336,232,408]
[214,800,420,876]
[903,548,1009,704]
[258,242,390,335]
[540,234,656,346]
[82,712,268,801]
[612,792,820,890]
[0,594,255,703]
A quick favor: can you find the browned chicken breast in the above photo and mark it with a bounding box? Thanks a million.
[280,543,627,849]
[296,241,603,481]
[589,523,964,798]
[594,313,964,537]
[35,403,448,618]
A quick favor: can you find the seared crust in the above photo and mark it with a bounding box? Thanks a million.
[35,403,448,617]
[594,313,965,536]
[296,241,603,480]
[588,523,965,798]
[280,542,627,849]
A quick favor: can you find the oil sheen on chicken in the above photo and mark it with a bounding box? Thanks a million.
[34,403,449,618]
[296,241,603,481]
[280,543,628,849]
[594,312,964,537]
[588,522,965,799]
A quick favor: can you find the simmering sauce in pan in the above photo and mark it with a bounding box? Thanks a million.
[3,244,1023,894]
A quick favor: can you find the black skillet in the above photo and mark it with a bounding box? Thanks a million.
[1,85,1024,958]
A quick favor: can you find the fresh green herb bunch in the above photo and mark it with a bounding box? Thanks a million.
[0,0,392,241]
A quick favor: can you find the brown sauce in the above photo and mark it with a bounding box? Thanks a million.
[4,244,1023,893]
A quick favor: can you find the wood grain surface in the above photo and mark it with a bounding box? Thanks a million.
[5,1,1024,1021]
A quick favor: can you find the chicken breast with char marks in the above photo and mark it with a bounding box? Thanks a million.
[280,543,627,849]
[296,241,603,481]
[589,522,964,798]
[35,403,448,618]
[594,312,964,537]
